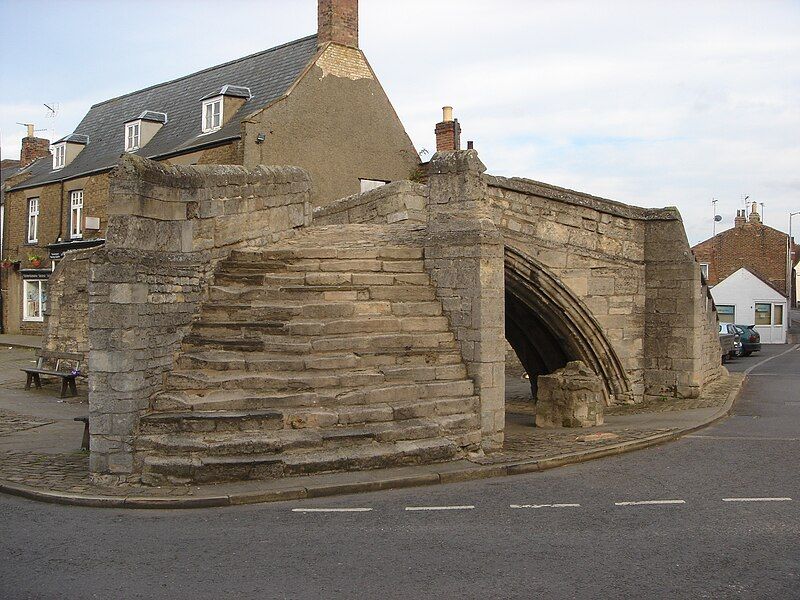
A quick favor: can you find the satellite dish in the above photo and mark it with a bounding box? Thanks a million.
[714,215,723,222]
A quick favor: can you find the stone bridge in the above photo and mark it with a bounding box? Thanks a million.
[47,151,723,484]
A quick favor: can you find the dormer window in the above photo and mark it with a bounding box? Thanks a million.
[53,143,66,170]
[123,111,166,152]
[202,97,222,133]
[51,134,88,170]
[125,121,141,152]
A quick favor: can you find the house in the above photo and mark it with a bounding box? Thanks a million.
[692,202,798,343]
[1,0,420,336]
[711,268,788,343]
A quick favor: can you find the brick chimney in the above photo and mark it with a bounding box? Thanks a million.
[20,124,51,168]
[734,209,746,228]
[435,106,461,152]
[748,201,761,224]
[318,0,358,48]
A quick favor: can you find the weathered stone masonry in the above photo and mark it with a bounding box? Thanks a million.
[85,150,723,483]
[88,155,311,481]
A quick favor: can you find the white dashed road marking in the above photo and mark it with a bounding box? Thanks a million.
[722,497,792,503]
[405,505,475,511]
[510,504,581,509]
[614,500,686,506]
[291,508,373,513]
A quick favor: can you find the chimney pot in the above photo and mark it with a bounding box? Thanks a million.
[435,107,461,153]
[26,124,34,138]
[467,140,474,150]
[318,0,358,48]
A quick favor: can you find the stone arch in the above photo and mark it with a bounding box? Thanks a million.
[504,246,631,404]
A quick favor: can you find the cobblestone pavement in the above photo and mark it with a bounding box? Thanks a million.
[0,451,196,497]
[605,374,734,415]
[0,411,53,436]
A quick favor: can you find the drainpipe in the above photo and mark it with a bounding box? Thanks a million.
[56,180,65,245]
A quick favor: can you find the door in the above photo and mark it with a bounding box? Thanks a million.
[753,302,786,343]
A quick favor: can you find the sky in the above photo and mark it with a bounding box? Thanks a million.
[1,0,798,244]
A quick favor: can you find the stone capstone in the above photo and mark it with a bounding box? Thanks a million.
[535,361,605,428]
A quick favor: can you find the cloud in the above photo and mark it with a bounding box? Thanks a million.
[2,0,798,244]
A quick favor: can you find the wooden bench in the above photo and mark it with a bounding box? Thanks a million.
[74,417,90,451]
[22,351,83,398]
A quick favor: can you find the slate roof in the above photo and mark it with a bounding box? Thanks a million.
[1,160,21,205]
[11,34,318,191]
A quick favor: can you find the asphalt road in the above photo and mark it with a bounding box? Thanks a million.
[1,346,798,600]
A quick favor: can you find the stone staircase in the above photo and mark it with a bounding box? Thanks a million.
[136,225,481,484]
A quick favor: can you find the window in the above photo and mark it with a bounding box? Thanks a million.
[70,190,84,239]
[53,143,66,169]
[27,198,39,243]
[360,179,389,193]
[700,263,709,280]
[774,304,784,326]
[754,303,771,326]
[125,121,141,152]
[202,98,222,132]
[716,304,735,324]
[23,280,47,322]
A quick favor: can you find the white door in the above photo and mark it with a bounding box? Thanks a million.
[753,301,786,344]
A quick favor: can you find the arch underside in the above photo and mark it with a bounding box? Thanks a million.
[504,246,631,405]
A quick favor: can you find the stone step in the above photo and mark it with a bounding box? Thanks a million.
[229,246,423,263]
[139,409,285,435]
[176,349,465,373]
[138,416,463,457]
[191,316,451,340]
[208,284,437,303]
[165,359,468,393]
[151,389,331,412]
[140,437,460,484]
[218,257,426,277]
[182,329,458,355]
[217,264,430,285]
[199,300,443,323]
[164,369,365,393]
[208,285,372,303]
[151,384,477,417]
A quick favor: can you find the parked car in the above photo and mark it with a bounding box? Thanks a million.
[735,324,761,356]
[719,323,742,359]
[719,326,735,363]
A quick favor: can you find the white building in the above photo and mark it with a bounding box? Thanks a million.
[711,267,788,344]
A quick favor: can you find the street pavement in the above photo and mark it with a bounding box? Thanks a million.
[1,345,798,599]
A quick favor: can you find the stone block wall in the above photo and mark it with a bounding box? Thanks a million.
[643,217,724,399]
[88,155,311,481]
[313,181,428,226]
[486,176,657,399]
[425,152,506,451]
[41,247,95,357]
[487,175,722,403]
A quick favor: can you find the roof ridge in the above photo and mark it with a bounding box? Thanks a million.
[90,34,317,109]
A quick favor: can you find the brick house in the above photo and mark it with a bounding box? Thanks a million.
[692,202,798,342]
[2,0,419,335]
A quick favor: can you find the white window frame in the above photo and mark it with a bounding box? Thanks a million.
[53,143,66,170]
[202,97,223,133]
[699,263,709,280]
[70,190,84,239]
[125,121,141,152]
[27,197,39,243]
[23,279,47,322]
